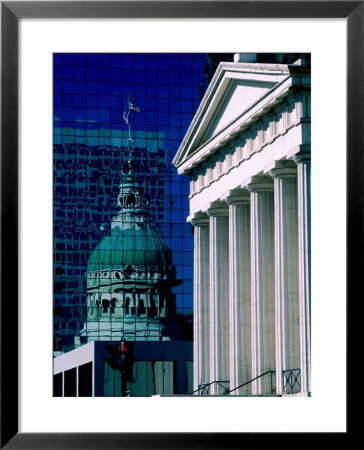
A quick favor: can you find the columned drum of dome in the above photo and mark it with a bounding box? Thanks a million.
[77,164,182,343]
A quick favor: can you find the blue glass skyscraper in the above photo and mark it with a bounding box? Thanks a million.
[53,53,234,354]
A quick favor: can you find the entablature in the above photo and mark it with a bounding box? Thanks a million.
[187,91,310,199]
[174,62,310,176]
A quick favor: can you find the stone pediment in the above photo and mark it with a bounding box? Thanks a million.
[173,62,293,172]
[203,79,274,141]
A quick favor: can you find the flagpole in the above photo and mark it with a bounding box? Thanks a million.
[122,109,134,152]
[122,96,141,157]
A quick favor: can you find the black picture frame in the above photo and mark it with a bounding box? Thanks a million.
[1,1,355,448]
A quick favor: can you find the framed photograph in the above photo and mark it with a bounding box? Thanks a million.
[1,1,355,448]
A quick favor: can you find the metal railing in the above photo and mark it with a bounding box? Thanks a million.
[191,368,301,396]
[224,370,276,395]
[189,380,230,395]
[282,368,301,394]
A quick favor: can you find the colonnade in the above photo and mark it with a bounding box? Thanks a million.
[86,290,168,319]
[191,155,311,396]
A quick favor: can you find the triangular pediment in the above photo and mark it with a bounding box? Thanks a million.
[173,62,291,172]
[203,79,274,141]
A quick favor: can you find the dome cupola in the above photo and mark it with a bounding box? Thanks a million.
[111,160,150,233]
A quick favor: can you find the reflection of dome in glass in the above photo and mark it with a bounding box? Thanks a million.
[76,163,183,344]
[87,228,172,272]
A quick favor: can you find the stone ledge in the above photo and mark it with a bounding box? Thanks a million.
[152,394,283,397]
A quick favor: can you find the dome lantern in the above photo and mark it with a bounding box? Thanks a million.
[113,163,150,232]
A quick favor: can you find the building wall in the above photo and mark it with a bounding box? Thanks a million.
[174,59,311,396]
[53,340,193,397]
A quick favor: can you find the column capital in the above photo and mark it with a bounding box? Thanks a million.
[293,151,311,165]
[204,201,229,217]
[188,211,209,227]
[242,175,274,193]
[221,188,250,206]
[266,160,297,179]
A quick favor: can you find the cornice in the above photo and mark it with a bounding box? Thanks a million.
[187,96,310,200]
[172,61,308,170]
[176,73,309,175]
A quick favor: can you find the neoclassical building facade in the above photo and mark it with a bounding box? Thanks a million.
[173,56,311,396]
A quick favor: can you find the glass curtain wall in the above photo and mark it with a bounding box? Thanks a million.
[53,53,233,354]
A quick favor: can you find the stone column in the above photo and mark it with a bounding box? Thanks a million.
[269,161,299,395]
[293,152,311,395]
[222,189,251,395]
[206,202,230,395]
[87,293,95,320]
[112,293,124,318]
[244,175,275,395]
[135,292,140,317]
[95,292,101,320]
[190,213,210,393]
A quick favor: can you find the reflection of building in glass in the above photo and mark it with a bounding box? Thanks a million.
[174,54,311,397]
[53,53,234,355]
[53,136,169,354]
[53,52,239,397]
[54,159,192,397]
[77,162,182,343]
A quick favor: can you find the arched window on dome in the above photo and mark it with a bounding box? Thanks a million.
[127,194,135,207]
[110,298,117,314]
[148,297,157,318]
[102,299,110,313]
[138,299,146,316]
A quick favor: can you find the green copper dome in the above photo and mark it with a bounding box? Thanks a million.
[87,227,172,272]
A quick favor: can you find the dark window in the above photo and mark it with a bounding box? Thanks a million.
[64,367,77,396]
[102,299,110,313]
[125,297,130,315]
[78,362,93,397]
[139,299,146,315]
[53,372,63,397]
[110,298,117,313]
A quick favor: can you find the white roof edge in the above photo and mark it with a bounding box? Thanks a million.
[172,62,226,166]
[176,75,295,175]
[173,61,297,168]
[219,61,291,74]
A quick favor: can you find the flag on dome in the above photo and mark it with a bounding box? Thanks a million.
[129,96,140,112]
